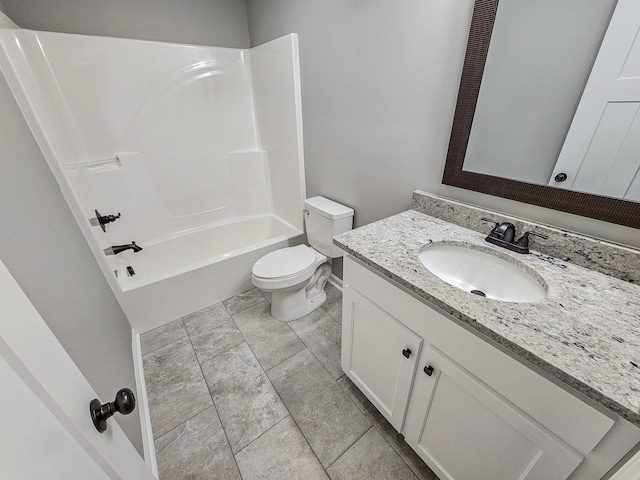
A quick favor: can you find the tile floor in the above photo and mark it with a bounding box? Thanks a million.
[141,283,439,480]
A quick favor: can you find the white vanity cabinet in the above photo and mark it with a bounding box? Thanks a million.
[340,255,632,480]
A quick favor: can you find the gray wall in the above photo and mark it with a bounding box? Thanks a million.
[247,0,640,249]
[1,0,250,47]
[247,0,475,228]
[0,70,143,453]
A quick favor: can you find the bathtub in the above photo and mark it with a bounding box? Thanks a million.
[115,215,303,333]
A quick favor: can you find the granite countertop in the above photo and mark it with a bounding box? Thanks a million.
[334,210,640,427]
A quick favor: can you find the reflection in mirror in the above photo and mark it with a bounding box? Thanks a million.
[463,0,614,187]
[442,0,640,228]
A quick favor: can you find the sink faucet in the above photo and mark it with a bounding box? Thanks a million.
[104,241,143,256]
[481,218,547,254]
[492,221,516,243]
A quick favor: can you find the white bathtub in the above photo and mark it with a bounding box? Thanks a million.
[115,215,302,333]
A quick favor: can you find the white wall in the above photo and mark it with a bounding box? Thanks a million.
[0,69,143,453]
[247,0,640,249]
[1,0,249,48]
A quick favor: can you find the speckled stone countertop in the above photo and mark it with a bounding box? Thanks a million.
[334,210,640,427]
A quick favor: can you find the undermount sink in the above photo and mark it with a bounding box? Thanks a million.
[418,243,547,303]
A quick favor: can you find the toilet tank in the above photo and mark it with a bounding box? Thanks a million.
[304,196,354,258]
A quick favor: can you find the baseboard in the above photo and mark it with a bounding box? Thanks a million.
[328,274,343,291]
[132,330,159,478]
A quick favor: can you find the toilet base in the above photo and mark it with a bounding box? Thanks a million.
[269,263,332,322]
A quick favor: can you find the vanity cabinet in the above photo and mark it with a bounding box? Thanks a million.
[341,255,622,480]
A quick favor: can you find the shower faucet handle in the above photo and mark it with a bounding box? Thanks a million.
[94,209,121,232]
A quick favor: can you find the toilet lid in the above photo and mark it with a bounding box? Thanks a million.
[253,245,317,279]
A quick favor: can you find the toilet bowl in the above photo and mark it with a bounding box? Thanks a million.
[251,196,354,322]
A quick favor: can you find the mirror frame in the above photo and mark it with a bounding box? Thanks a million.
[442,0,640,229]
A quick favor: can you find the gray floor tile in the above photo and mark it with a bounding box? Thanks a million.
[140,319,187,355]
[232,302,305,370]
[327,427,418,480]
[183,303,245,364]
[337,375,387,423]
[322,282,343,324]
[223,288,265,315]
[235,416,329,480]
[143,337,213,439]
[155,406,240,480]
[290,308,343,379]
[267,349,370,467]
[337,376,437,480]
[200,342,288,453]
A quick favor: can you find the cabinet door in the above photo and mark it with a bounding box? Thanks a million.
[405,346,583,480]
[342,285,422,431]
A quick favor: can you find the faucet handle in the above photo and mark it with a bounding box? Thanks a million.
[481,217,499,231]
[516,231,548,249]
[94,209,121,232]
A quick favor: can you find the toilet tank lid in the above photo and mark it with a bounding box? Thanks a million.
[305,196,354,220]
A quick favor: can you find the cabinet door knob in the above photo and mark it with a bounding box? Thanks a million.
[402,348,412,358]
[424,365,434,376]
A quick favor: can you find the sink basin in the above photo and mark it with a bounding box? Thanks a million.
[418,243,547,303]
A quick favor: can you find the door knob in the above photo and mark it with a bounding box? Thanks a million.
[402,348,412,358]
[90,388,136,433]
[424,365,434,376]
[554,172,568,183]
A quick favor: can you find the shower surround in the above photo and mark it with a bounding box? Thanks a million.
[0,28,306,332]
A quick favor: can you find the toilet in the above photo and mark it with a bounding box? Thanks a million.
[252,196,354,322]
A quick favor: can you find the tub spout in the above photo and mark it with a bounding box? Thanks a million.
[104,241,143,255]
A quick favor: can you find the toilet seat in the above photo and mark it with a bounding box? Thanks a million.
[252,245,326,290]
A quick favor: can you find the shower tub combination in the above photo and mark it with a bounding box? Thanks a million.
[0,28,306,332]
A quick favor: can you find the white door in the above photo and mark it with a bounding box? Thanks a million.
[0,258,155,480]
[341,286,422,431]
[550,0,640,200]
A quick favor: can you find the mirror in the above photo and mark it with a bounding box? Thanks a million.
[443,0,640,228]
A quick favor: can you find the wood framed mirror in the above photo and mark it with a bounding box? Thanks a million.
[442,0,640,228]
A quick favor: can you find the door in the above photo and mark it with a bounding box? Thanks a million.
[550,0,640,200]
[0,258,155,480]
[404,345,583,480]
[341,285,422,431]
